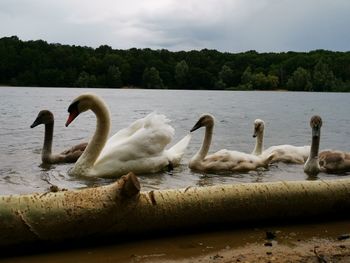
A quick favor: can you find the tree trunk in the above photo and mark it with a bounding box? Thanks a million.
[1,172,350,246]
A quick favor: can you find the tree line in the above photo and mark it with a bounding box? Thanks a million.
[1,36,350,91]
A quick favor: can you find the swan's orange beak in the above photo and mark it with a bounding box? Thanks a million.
[65,111,78,127]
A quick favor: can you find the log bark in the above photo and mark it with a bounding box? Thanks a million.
[1,172,350,246]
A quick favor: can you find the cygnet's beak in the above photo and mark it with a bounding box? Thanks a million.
[252,130,257,138]
[190,120,203,132]
[30,117,41,128]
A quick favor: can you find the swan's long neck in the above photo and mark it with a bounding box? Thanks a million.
[194,124,213,161]
[42,123,54,163]
[73,102,110,173]
[253,130,264,155]
[304,129,321,174]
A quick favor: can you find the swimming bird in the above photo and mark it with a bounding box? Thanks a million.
[65,93,191,178]
[252,119,310,164]
[31,110,87,164]
[189,114,274,173]
[304,115,350,175]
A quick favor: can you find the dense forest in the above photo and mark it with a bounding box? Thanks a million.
[1,36,350,91]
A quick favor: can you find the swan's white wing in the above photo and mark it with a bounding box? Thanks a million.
[166,133,192,166]
[95,113,174,164]
[98,112,172,158]
[98,115,149,156]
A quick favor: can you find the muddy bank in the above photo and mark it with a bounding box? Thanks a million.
[1,219,349,263]
[167,239,350,263]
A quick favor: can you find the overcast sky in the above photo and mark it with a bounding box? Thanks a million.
[0,0,349,52]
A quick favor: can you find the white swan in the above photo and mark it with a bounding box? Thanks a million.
[65,93,191,178]
[252,119,310,164]
[31,110,87,164]
[304,115,350,175]
[189,114,274,172]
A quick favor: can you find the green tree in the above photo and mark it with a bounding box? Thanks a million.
[37,69,64,87]
[239,66,254,90]
[218,65,235,88]
[188,67,214,89]
[174,60,189,88]
[88,74,97,87]
[240,67,278,90]
[286,67,313,91]
[75,71,90,87]
[15,70,37,86]
[241,66,253,84]
[142,67,164,89]
[253,72,268,90]
[312,60,336,92]
[1,36,350,91]
[106,65,123,88]
[214,79,226,90]
[267,74,279,89]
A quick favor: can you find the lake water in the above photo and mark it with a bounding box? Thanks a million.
[1,86,350,195]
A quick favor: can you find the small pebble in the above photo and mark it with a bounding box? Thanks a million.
[264,241,273,247]
[338,234,350,241]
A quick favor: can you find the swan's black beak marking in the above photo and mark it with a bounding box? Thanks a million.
[66,100,80,127]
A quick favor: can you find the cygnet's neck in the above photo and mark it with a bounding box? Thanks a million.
[194,124,213,161]
[42,122,54,163]
[304,133,321,175]
[253,130,264,155]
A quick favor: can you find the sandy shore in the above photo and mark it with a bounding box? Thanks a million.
[158,238,350,263]
[1,220,350,263]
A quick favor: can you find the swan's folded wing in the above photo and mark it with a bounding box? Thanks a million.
[95,113,174,164]
[102,116,147,150]
[98,113,159,158]
[166,133,191,165]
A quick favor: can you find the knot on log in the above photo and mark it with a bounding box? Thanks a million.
[118,172,141,198]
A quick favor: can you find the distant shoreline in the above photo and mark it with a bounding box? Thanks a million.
[1,36,349,92]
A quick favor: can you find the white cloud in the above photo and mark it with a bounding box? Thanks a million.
[0,0,349,52]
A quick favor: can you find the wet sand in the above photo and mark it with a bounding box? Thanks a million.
[1,219,350,263]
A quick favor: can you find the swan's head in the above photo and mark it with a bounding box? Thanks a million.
[30,110,54,128]
[190,114,214,132]
[253,119,264,138]
[310,115,322,138]
[66,93,99,127]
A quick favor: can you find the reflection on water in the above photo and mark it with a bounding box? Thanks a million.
[1,87,350,194]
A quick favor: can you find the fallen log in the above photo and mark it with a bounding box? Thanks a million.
[1,172,350,246]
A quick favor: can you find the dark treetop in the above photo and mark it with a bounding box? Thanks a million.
[1,36,349,91]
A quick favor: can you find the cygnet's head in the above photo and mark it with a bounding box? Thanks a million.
[253,119,265,138]
[30,110,54,128]
[190,114,215,132]
[310,115,322,138]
